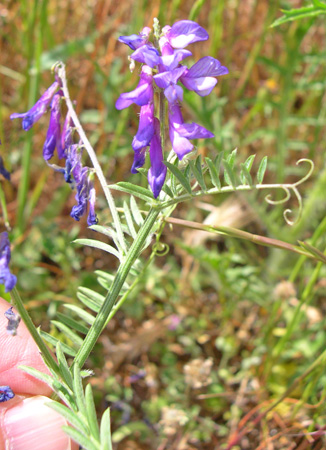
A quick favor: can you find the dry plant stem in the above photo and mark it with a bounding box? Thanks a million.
[57,62,127,254]
[164,217,317,261]
[226,348,326,449]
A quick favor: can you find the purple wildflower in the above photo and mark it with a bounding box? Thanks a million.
[70,168,98,225]
[0,156,10,181]
[148,118,167,198]
[131,148,146,174]
[131,45,160,68]
[159,36,192,71]
[43,92,64,161]
[0,232,17,293]
[116,65,153,110]
[65,144,83,185]
[180,56,229,96]
[61,111,74,157]
[162,20,209,49]
[70,168,88,221]
[154,66,187,104]
[118,27,151,50]
[10,81,59,131]
[0,386,15,403]
[87,182,98,226]
[4,307,21,336]
[169,103,214,159]
[116,19,228,197]
[132,102,155,151]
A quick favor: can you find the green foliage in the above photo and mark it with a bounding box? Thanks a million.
[272,1,326,27]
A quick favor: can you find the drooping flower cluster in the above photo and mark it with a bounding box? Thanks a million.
[116,20,228,197]
[10,81,98,225]
[0,232,17,293]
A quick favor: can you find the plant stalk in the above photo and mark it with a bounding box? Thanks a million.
[73,207,160,368]
[10,287,60,376]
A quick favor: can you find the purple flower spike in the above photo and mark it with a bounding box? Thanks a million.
[148,118,167,198]
[131,45,160,68]
[132,102,155,151]
[169,103,214,159]
[43,92,63,161]
[181,56,229,96]
[154,66,187,104]
[0,232,17,293]
[0,386,15,403]
[0,156,11,181]
[131,148,146,174]
[10,81,59,131]
[118,26,151,50]
[115,65,153,110]
[163,20,209,49]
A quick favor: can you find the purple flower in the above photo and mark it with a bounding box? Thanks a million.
[116,66,153,110]
[70,168,98,225]
[65,144,83,185]
[71,168,88,221]
[131,148,146,174]
[131,45,160,68]
[148,118,167,198]
[87,183,98,226]
[0,156,10,181]
[0,386,15,403]
[0,232,17,293]
[10,81,59,131]
[43,92,64,161]
[4,307,21,336]
[154,66,187,104]
[118,27,151,50]
[180,56,229,96]
[163,20,209,49]
[169,103,214,159]
[132,102,155,151]
[159,36,192,71]
[61,111,74,157]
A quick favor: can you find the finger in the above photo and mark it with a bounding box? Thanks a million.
[0,298,52,397]
[0,395,78,450]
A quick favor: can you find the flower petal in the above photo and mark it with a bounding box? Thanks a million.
[10,81,59,131]
[131,45,160,68]
[164,20,209,49]
[148,118,167,198]
[115,66,153,110]
[187,56,229,78]
[132,103,155,150]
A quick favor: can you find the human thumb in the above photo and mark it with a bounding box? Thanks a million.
[0,395,78,450]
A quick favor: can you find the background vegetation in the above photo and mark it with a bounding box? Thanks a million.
[1,0,326,448]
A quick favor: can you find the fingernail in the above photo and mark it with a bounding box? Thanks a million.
[3,396,74,450]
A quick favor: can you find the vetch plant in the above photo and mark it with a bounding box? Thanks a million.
[116,19,228,197]
[1,17,324,450]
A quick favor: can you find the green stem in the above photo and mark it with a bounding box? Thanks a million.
[10,287,60,376]
[73,207,160,368]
